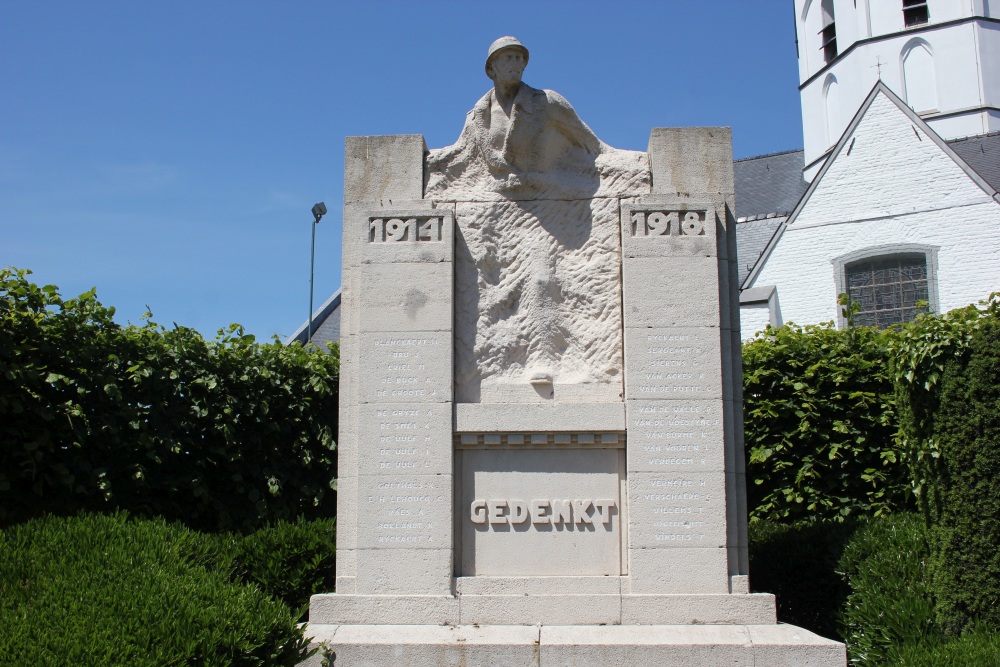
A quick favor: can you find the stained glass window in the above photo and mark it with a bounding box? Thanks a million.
[846,256,929,327]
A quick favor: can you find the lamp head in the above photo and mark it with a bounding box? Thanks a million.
[312,202,327,223]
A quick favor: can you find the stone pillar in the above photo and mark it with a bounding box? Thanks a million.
[335,135,456,597]
[621,127,744,594]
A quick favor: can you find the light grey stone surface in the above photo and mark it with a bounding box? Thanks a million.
[620,199,719,259]
[455,575,621,595]
[357,403,452,476]
[459,447,623,576]
[623,327,723,400]
[453,198,625,404]
[627,546,730,594]
[309,594,460,625]
[455,402,626,432]
[361,208,455,264]
[303,622,844,666]
[621,257,723,328]
[627,471,727,547]
[354,548,453,594]
[357,332,452,404]
[649,127,735,198]
[619,593,777,625]
[355,473,452,550]
[344,135,425,204]
[356,262,454,333]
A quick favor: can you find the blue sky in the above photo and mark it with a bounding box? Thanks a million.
[1,1,803,341]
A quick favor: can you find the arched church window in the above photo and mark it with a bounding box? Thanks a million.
[845,255,930,327]
[902,40,938,113]
[824,74,841,147]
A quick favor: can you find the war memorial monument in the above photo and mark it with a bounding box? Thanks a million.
[304,37,847,665]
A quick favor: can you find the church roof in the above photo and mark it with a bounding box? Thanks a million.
[733,148,808,220]
[948,131,1000,193]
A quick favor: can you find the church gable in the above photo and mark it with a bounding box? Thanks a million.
[794,85,997,229]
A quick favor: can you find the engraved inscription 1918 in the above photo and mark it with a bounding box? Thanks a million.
[630,210,707,237]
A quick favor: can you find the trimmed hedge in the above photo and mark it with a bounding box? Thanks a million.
[224,516,337,619]
[891,629,1000,666]
[838,513,939,666]
[742,321,907,523]
[930,315,1000,635]
[0,513,315,667]
[748,518,857,640]
[0,268,339,532]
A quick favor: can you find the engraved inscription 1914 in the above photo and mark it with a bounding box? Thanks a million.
[369,215,444,243]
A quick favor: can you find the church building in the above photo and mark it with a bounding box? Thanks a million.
[736,0,999,338]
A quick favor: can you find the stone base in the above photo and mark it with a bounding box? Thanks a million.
[300,623,846,666]
[309,592,778,626]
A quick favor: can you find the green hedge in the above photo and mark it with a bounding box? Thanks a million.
[0,513,315,667]
[891,629,1000,666]
[224,516,337,619]
[0,268,339,532]
[929,315,1000,635]
[748,518,857,640]
[838,513,939,666]
[742,321,906,523]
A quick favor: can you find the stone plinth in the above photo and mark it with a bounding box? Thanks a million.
[301,624,845,667]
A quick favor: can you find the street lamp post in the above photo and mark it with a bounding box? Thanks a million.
[308,202,327,345]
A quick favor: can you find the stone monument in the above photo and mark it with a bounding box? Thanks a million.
[305,37,846,665]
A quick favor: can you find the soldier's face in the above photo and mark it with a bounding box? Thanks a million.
[488,49,525,85]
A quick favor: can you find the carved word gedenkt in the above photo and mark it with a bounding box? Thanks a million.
[370,215,444,243]
[630,210,706,237]
[470,499,617,526]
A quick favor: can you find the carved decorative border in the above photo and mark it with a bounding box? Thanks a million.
[455,432,625,449]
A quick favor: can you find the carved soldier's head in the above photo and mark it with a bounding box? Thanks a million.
[485,36,528,85]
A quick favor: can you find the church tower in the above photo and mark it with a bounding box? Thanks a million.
[794,0,1000,180]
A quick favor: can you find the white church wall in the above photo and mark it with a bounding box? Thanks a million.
[739,305,773,341]
[981,22,1000,117]
[751,208,1000,330]
[747,90,1000,336]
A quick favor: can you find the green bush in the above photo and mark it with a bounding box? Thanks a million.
[748,518,857,640]
[0,268,339,532]
[929,315,1000,635]
[227,517,336,619]
[742,321,907,523]
[889,298,993,522]
[838,513,940,666]
[0,513,314,667]
[891,628,1000,666]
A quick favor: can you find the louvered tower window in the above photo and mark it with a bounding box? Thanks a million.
[904,0,930,27]
[820,0,837,63]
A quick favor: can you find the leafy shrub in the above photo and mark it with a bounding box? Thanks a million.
[929,314,1000,635]
[838,513,940,666]
[742,321,907,523]
[0,513,314,667]
[891,628,1000,666]
[889,297,996,521]
[0,268,339,532]
[227,517,336,619]
[748,518,857,640]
